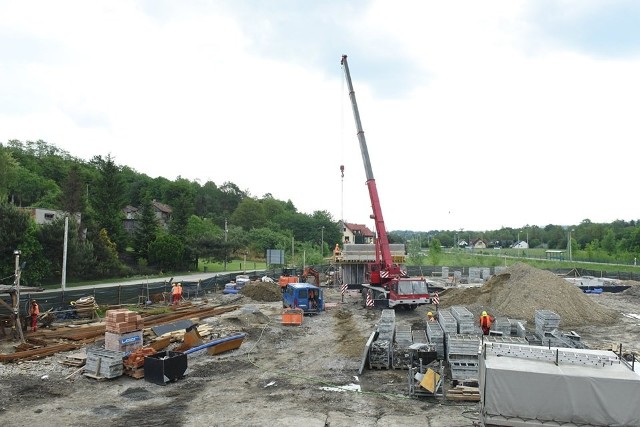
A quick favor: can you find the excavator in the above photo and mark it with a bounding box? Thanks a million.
[301,267,321,287]
[278,266,321,291]
[341,55,431,310]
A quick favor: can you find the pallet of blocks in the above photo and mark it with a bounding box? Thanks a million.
[84,347,124,380]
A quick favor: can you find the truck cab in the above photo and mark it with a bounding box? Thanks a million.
[282,283,324,313]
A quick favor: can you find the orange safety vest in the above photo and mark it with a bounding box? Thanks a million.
[480,315,491,328]
[31,303,40,316]
[172,286,180,296]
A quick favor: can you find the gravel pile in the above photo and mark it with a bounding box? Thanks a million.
[440,262,619,327]
[239,281,282,302]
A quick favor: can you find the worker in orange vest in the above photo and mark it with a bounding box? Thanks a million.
[480,311,493,335]
[175,283,183,305]
[171,283,180,305]
[29,300,40,332]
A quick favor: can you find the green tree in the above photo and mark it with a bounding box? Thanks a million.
[93,228,124,277]
[167,178,196,239]
[185,215,223,266]
[61,163,86,214]
[0,202,31,281]
[429,238,442,265]
[247,227,291,256]
[231,198,266,231]
[92,154,127,251]
[218,181,246,220]
[133,196,159,262]
[406,238,425,266]
[0,146,19,202]
[194,181,223,220]
[36,217,97,283]
[148,233,186,271]
[601,229,616,255]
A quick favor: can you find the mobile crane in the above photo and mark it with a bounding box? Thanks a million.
[341,55,430,309]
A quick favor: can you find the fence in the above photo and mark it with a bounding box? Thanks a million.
[3,271,268,318]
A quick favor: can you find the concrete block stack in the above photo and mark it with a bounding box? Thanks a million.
[104,309,144,355]
[453,270,462,282]
[392,324,413,369]
[535,309,561,333]
[395,324,412,346]
[512,320,527,338]
[468,267,483,282]
[535,309,563,347]
[369,309,395,369]
[425,320,445,359]
[451,306,475,334]
[411,329,428,344]
[446,334,481,381]
[437,309,458,335]
[84,347,124,379]
[492,317,512,336]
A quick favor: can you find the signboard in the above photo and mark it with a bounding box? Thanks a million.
[266,249,285,265]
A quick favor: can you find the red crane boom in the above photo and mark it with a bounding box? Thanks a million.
[340,54,400,280]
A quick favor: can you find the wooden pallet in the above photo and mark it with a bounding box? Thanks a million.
[61,352,86,367]
[446,385,480,401]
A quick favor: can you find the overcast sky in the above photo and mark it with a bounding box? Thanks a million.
[2,1,639,233]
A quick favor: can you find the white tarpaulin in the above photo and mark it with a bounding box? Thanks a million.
[479,344,640,426]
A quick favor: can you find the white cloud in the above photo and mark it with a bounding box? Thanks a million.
[1,0,639,232]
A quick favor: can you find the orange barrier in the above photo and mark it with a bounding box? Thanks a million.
[281,308,304,326]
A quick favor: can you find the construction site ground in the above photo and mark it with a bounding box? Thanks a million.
[1,265,639,427]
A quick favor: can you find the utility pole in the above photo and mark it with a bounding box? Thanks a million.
[13,250,25,343]
[569,229,574,262]
[321,226,324,258]
[224,218,228,271]
[61,215,69,290]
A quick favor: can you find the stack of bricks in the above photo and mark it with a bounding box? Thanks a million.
[105,309,144,333]
[104,309,144,354]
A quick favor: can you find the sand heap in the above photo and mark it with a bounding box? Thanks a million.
[239,281,282,302]
[441,262,618,327]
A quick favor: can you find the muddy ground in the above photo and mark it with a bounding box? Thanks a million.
[1,278,639,427]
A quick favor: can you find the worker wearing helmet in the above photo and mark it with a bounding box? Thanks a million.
[480,311,493,335]
[427,311,436,322]
[29,300,40,332]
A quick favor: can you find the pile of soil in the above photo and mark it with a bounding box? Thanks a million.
[622,281,640,298]
[441,262,619,327]
[239,281,282,302]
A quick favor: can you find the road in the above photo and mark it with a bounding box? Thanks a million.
[40,270,251,294]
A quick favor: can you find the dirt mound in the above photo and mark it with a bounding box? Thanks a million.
[239,281,281,302]
[441,262,619,327]
[622,281,640,298]
[332,308,353,320]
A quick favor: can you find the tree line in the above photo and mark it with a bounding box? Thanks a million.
[2,139,639,286]
[1,140,341,286]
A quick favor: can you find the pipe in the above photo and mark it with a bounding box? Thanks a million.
[183,333,247,355]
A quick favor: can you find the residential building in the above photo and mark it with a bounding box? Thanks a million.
[342,222,375,244]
